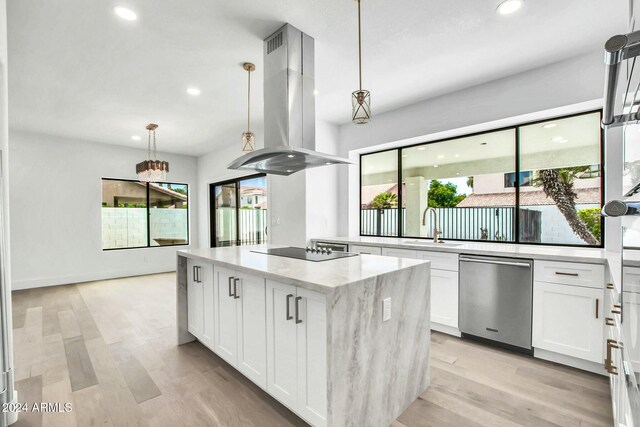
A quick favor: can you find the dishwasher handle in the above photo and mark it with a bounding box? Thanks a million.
[460,256,531,268]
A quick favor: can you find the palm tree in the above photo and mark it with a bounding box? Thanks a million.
[370,192,398,209]
[533,166,600,246]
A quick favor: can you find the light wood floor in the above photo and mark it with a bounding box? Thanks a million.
[10,273,613,427]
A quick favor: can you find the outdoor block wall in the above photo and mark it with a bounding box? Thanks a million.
[101,208,188,249]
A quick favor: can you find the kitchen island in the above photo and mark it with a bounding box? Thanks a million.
[176,245,431,427]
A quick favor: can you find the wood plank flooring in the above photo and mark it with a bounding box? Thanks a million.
[11,273,613,427]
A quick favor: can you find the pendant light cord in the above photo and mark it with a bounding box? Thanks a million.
[358,0,362,91]
[247,68,251,132]
[147,129,152,160]
[153,129,157,160]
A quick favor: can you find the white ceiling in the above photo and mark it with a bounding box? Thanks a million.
[7,0,628,156]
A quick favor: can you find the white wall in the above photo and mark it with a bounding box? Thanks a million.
[336,51,607,236]
[9,130,198,290]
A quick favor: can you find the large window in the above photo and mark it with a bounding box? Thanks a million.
[101,179,189,250]
[360,111,604,247]
[210,174,268,247]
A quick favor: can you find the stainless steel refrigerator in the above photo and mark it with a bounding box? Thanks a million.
[601,1,640,425]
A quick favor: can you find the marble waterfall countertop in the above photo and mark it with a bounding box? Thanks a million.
[177,245,428,294]
[311,236,609,264]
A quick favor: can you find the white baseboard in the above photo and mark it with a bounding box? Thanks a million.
[11,266,176,290]
[431,323,461,337]
[534,348,607,376]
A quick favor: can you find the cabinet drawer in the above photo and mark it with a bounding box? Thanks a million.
[416,250,459,271]
[349,244,382,255]
[534,260,604,289]
[381,247,418,259]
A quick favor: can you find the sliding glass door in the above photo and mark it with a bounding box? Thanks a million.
[213,182,238,247]
[210,174,267,247]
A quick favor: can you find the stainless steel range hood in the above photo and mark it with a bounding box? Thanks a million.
[228,24,352,176]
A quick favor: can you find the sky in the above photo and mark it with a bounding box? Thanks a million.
[441,177,473,195]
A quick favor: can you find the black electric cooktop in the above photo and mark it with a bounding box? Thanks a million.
[251,247,359,262]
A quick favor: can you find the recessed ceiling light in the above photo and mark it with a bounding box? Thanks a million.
[287,154,295,158]
[496,0,523,15]
[113,6,137,21]
[186,87,201,96]
[433,165,439,168]
[454,154,460,158]
[542,123,557,129]
[286,169,293,173]
[456,173,460,175]
[417,147,426,151]
[325,162,332,165]
[437,155,445,159]
[551,136,568,143]
[131,135,141,141]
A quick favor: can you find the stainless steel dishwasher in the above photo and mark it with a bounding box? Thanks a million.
[459,255,533,352]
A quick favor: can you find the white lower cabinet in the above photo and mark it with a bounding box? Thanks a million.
[214,266,267,388]
[187,259,203,337]
[187,259,214,348]
[416,251,459,331]
[266,280,327,427]
[532,281,604,363]
[296,288,327,426]
[236,271,268,388]
[381,247,460,332]
[430,269,459,328]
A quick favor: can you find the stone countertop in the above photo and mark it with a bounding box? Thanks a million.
[177,245,429,294]
[311,236,609,264]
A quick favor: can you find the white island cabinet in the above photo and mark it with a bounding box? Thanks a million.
[213,266,267,388]
[176,246,431,427]
[266,280,327,426]
[186,258,214,349]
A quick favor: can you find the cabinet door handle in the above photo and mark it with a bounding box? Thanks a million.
[606,283,615,290]
[612,304,622,314]
[295,296,302,324]
[228,277,234,297]
[233,278,240,299]
[193,266,197,282]
[555,271,579,277]
[286,294,294,320]
[605,339,620,375]
[198,266,202,283]
[595,298,599,319]
[606,317,615,326]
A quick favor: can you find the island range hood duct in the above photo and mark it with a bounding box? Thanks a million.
[228,24,352,176]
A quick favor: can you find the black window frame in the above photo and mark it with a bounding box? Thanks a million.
[359,109,605,248]
[101,177,190,251]
[209,173,267,248]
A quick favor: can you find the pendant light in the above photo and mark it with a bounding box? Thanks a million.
[242,62,256,152]
[136,123,169,182]
[352,0,371,125]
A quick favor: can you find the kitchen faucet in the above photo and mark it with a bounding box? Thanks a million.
[422,207,443,243]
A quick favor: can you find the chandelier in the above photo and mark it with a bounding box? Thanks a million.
[352,0,371,125]
[136,123,169,182]
[242,62,256,152]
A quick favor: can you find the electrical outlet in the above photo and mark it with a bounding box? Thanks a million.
[383,298,391,322]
